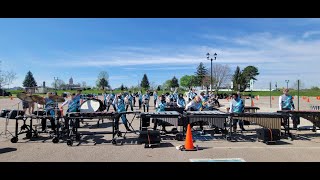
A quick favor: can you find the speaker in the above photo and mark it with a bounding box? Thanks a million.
[256,128,280,143]
[138,130,161,144]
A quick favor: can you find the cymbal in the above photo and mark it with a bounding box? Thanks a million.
[17,92,33,103]
[31,95,45,105]
[49,95,65,102]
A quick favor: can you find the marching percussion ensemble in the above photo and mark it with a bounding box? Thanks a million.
[2,91,320,147]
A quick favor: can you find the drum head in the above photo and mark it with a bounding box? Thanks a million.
[80,99,101,113]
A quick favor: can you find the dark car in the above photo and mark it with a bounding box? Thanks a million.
[0,89,12,96]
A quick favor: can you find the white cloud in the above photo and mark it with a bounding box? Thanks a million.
[302,31,320,38]
[10,32,320,89]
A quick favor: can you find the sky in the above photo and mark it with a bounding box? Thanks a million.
[0,18,320,90]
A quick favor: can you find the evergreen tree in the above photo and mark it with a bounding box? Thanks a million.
[140,74,150,90]
[120,84,125,91]
[170,76,179,88]
[22,71,37,87]
[195,62,208,86]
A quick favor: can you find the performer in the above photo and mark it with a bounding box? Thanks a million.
[142,90,150,112]
[115,93,131,132]
[138,91,142,110]
[106,90,116,112]
[42,92,57,132]
[153,94,169,132]
[229,93,245,132]
[185,95,206,130]
[177,93,186,108]
[279,88,298,128]
[125,91,134,111]
[153,90,158,108]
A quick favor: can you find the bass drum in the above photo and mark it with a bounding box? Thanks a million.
[79,99,106,113]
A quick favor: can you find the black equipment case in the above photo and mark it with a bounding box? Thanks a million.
[256,128,281,144]
[138,130,161,144]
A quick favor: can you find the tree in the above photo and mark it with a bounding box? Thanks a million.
[5,71,17,89]
[157,85,161,91]
[96,71,109,88]
[211,64,232,93]
[120,84,125,91]
[22,71,37,88]
[232,66,259,92]
[195,62,208,87]
[140,74,150,90]
[180,75,197,89]
[170,76,179,88]
[99,78,108,90]
[202,75,212,94]
[162,80,172,91]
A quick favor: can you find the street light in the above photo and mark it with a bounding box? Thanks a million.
[285,80,289,89]
[206,52,217,93]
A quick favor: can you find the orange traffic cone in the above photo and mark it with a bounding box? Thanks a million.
[181,124,197,151]
[307,98,310,103]
[272,96,274,100]
[317,96,320,100]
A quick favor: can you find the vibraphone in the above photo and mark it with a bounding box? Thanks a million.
[277,110,320,132]
[140,111,181,130]
[183,110,229,134]
[65,111,115,146]
[230,112,290,135]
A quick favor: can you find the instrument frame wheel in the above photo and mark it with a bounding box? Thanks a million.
[11,137,18,143]
[111,139,117,145]
[75,134,81,141]
[175,133,184,141]
[52,137,59,143]
[26,132,32,139]
[67,139,73,146]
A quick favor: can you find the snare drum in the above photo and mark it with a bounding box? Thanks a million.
[79,99,106,113]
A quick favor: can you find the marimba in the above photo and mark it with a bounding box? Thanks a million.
[140,111,181,130]
[230,112,289,135]
[277,110,320,132]
[183,110,229,132]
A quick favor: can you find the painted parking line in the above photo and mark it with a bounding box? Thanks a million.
[190,158,246,162]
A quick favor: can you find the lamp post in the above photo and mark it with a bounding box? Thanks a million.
[285,80,289,89]
[54,77,58,90]
[206,52,217,93]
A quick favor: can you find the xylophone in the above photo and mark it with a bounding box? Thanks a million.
[277,110,320,132]
[140,111,181,130]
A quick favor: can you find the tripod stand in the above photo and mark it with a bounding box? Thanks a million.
[0,101,22,138]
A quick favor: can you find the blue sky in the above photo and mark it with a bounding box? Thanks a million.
[1,18,320,89]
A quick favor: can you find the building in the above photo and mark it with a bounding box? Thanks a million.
[65,77,81,90]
